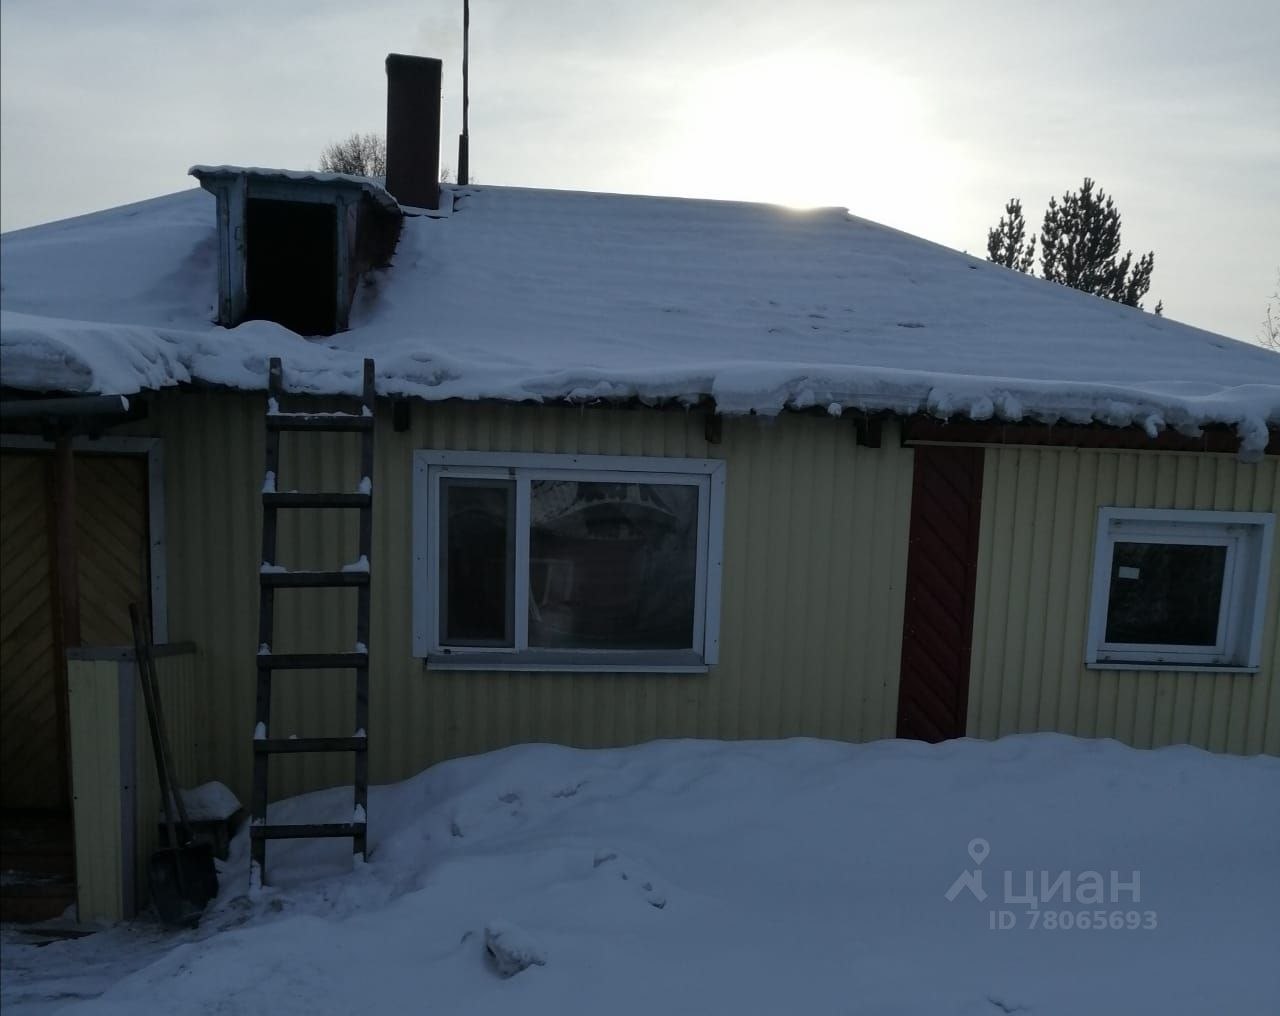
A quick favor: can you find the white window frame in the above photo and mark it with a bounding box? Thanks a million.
[1085,507,1274,672]
[413,450,726,673]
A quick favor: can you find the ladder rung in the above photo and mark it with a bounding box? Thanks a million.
[254,736,367,754]
[266,414,373,432]
[260,570,370,588]
[258,652,369,670]
[263,492,372,509]
[251,822,366,841]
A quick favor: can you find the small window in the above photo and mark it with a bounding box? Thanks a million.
[413,452,726,671]
[1086,508,1274,671]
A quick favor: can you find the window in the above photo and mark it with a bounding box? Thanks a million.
[414,452,726,671]
[1086,508,1274,671]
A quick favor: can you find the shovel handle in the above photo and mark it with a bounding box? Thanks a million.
[130,605,195,866]
[133,606,198,838]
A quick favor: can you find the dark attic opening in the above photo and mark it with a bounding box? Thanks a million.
[245,198,338,336]
[190,166,404,337]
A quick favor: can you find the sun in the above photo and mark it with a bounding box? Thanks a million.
[661,52,950,228]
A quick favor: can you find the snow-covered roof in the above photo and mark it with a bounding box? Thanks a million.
[2,183,1278,454]
[189,165,401,214]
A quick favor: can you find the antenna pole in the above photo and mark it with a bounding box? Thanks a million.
[458,0,470,185]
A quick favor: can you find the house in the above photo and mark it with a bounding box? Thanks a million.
[2,54,1278,922]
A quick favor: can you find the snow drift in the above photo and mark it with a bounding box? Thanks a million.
[4,735,1278,1015]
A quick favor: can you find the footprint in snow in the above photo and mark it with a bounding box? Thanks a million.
[592,849,667,909]
[497,790,524,817]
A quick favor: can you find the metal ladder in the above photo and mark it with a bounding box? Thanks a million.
[250,356,374,885]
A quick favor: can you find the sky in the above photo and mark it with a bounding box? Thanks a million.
[2,0,1277,342]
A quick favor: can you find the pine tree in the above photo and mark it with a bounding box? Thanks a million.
[987,178,1158,311]
[986,199,1037,274]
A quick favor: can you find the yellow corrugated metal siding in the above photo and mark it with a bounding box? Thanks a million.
[67,659,124,923]
[66,650,203,921]
[136,393,914,802]
[969,446,1280,754]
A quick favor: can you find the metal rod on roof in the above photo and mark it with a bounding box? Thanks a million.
[457,0,470,185]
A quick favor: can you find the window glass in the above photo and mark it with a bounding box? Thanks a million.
[528,480,698,650]
[440,479,514,646]
[1104,542,1227,647]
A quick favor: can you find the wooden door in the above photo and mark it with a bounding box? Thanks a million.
[76,455,150,646]
[895,445,985,743]
[0,454,63,810]
[0,451,150,811]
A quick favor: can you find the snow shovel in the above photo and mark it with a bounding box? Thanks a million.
[129,604,219,927]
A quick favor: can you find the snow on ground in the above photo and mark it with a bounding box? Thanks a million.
[0,923,174,1016]
[2,184,1278,454]
[2,735,1278,1015]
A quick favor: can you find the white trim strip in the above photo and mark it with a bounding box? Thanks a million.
[513,474,531,652]
[416,450,722,474]
[411,454,431,656]
[703,461,727,665]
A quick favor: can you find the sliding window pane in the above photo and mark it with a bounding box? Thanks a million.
[440,479,514,646]
[529,480,698,650]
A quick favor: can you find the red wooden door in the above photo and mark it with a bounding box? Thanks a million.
[895,445,984,742]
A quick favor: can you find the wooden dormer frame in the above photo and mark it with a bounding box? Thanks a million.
[191,167,401,334]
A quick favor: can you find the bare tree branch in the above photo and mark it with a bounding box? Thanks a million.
[319,133,386,177]
[320,134,461,183]
[1263,270,1280,351]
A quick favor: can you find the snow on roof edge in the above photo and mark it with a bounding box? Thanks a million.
[1,308,1275,459]
[189,165,400,214]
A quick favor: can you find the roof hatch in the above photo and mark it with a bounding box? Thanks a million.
[190,167,402,336]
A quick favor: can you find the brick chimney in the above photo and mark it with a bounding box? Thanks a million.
[385,54,442,210]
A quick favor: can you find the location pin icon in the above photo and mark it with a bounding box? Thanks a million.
[968,838,990,865]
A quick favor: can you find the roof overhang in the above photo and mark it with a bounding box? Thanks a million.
[189,165,401,215]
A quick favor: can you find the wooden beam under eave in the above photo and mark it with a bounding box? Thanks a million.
[53,437,81,648]
[50,437,80,816]
[900,416,1280,456]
